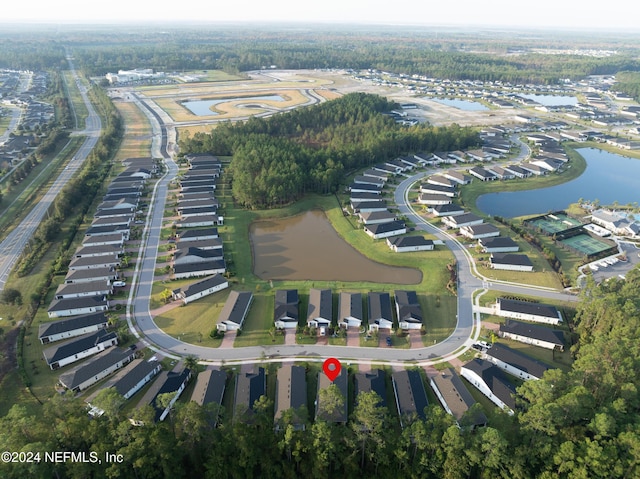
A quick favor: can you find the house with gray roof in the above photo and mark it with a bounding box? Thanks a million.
[387,235,434,252]
[58,347,135,393]
[364,220,407,239]
[90,358,162,403]
[274,290,299,329]
[172,260,226,279]
[64,267,118,285]
[461,359,516,413]
[177,227,218,241]
[234,367,266,423]
[368,292,394,331]
[316,368,348,424]
[460,223,500,240]
[43,329,118,370]
[496,297,562,325]
[68,255,120,271]
[338,292,363,328]
[442,213,483,229]
[47,295,109,319]
[485,343,552,380]
[54,280,113,300]
[490,253,534,272]
[173,274,229,305]
[479,236,519,253]
[429,368,487,428]
[306,288,333,328]
[216,291,254,332]
[432,203,465,217]
[74,244,123,259]
[191,368,227,425]
[275,365,307,431]
[355,369,386,407]
[499,319,565,351]
[394,290,423,330]
[392,369,429,428]
[39,312,109,344]
[136,368,192,423]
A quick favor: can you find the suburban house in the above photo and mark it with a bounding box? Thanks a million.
[90,358,162,403]
[394,290,423,330]
[316,368,348,424]
[459,223,500,240]
[353,200,388,214]
[54,280,113,300]
[64,267,118,285]
[234,367,266,423]
[47,295,109,319]
[176,215,221,228]
[216,291,254,332]
[191,369,227,425]
[499,319,565,351]
[503,164,532,179]
[442,213,483,229]
[495,298,563,325]
[274,364,307,431]
[479,236,520,253]
[172,274,229,305]
[306,288,333,329]
[74,244,124,258]
[387,236,434,252]
[368,292,394,331]
[58,347,135,393]
[177,228,219,241]
[486,165,515,180]
[461,359,516,414]
[338,292,363,328]
[68,255,120,271]
[429,368,487,428]
[364,220,407,239]
[443,170,473,185]
[349,182,382,194]
[43,329,118,370]
[427,175,455,188]
[353,175,385,187]
[172,260,226,279]
[420,183,456,197]
[359,210,397,225]
[39,312,109,344]
[176,237,223,252]
[485,343,552,381]
[418,193,452,205]
[274,289,299,329]
[469,166,497,181]
[392,369,429,428]
[138,368,192,423]
[431,204,465,217]
[81,233,125,248]
[490,253,534,272]
[354,369,386,407]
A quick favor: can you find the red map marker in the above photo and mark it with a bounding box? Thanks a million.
[322,358,342,382]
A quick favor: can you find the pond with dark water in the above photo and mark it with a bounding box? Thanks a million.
[250,210,422,283]
[476,148,640,218]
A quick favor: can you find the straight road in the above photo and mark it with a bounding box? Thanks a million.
[0,55,101,291]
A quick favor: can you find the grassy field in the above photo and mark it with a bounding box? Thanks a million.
[113,100,152,161]
[62,71,89,130]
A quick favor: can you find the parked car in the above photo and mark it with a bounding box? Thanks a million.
[113,281,126,287]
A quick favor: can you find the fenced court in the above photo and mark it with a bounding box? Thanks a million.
[559,234,615,256]
[527,213,583,235]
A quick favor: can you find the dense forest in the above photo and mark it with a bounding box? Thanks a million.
[2,25,640,84]
[612,71,640,102]
[179,93,478,208]
[2,266,639,479]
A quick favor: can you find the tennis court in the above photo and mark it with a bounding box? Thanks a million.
[560,234,613,256]
[528,213,583,235]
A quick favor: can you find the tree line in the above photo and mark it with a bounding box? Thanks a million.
[180,93,478,208]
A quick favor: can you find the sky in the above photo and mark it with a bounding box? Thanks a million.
[2,0,639,30]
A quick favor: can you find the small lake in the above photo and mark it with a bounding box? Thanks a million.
[183,94,285,116]
[250,210,422,283]
[520,93,578,107]
[432,98,489,111]
[476,148,640,218]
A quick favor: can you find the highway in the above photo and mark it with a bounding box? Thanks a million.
[0,56,101,292]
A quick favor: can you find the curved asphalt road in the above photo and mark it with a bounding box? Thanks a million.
[127,97,579,366]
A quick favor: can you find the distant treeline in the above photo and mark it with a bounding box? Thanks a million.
[612,71,640,102]
[180,93,478,208]
[2,27,640,84]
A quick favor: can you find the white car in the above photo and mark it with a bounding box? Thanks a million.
[113,281,126,287]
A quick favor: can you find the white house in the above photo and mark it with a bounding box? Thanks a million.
[217,291,254,331]
[47,296,110,319]
[460,223,500,240]
[306,288,333,329]
[460,359,515,414]
[39,312,109,344]
[338,292,363,328]
[495,298,563,325]
[490,253,534,272]
[395,290,423,330]
[172,260,226,279]
[58,347,135,393]
[364,221,407,239]
[418,193,452,206]
[368,292,394,331]
[499,319,565,351]
[479,237,520,253]
[274,290,299,329]
[387,236,434,252]
[485,344,552,381]
[43,330,118,370]
[173,274,229,305]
